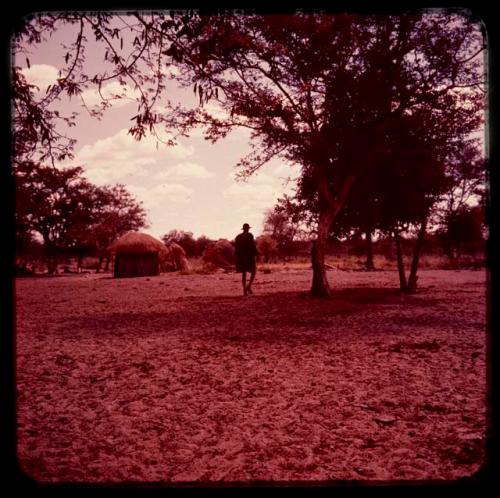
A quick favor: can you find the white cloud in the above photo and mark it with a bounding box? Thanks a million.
[202,102,229,121]
[248,171,276,185]
[149,183,193,204]
[165,65,181,78]
[222,164,298,221]
[147,65,180,80]
[80,81,141,109]
[270,163,302,182]
[21,64,59,93]
[226,170,276,185]
[226,163,300,191]
[128,183,193,209]
[155,161,214,181]
[184,121,250,142]
[73,128,194,185]
[223,183,281,208]
[81,163,150,185]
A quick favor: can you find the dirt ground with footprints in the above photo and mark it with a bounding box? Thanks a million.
[15,268,488,483]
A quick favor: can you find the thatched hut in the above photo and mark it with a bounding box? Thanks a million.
[108,232,169,278]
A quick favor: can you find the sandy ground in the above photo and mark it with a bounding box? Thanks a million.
[15,268,488,484]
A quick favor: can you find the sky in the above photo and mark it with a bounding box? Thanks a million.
[15,17,302,241]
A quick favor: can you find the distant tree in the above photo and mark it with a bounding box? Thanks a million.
[161,230,198,257]
[178,232,197,256]
[88,184,148,272]
[433,143,487,265]
[255,234,278,263]
[194,235,214,257]
[15,161,96,273]
[263,199,310,259]
[439,205,485,265]
[440,144,487,217]
[264,208,295,241]
[161,230,183,245]
[15,231,44,274]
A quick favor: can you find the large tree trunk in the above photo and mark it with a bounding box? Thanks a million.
[365,227,375,270]
[311,210,335,297]
[407,218,427,293]
[394,230,407,291]
[310,174,356,297]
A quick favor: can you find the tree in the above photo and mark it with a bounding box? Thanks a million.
[433,143,487,264]
[11,18,79,166]
[194,235,214,257]
[161,230,198,257]
[15,162,97,273]
[255,234,278,262]
[263,202,308,259]
[87,184,148,272]
[12,12,485,295]
[342,116,452,290]
[15,231,44,274]
[284,109,459,288]
[439,205,485,265]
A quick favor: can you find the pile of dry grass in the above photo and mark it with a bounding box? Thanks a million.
[162,242,189,272]
[202,239,235,270]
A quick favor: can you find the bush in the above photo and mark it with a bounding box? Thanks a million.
[256,234,278,262]
[202,239,235,269]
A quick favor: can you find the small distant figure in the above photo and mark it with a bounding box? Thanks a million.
[235,223,258,296]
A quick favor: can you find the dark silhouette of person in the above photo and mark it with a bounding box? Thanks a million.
[234,223,258,296]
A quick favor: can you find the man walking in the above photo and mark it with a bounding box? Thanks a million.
[234,223,258,296]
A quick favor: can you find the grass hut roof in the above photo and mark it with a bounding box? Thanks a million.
[108,232,168,255]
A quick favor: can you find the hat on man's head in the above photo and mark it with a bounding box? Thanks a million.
[242,223,251,230]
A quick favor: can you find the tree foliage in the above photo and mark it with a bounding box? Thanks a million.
[255,234,278,262]
[89,184,149,269]
[161,230,214,257]
[439,204,485,264]
[262,202,308,258]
